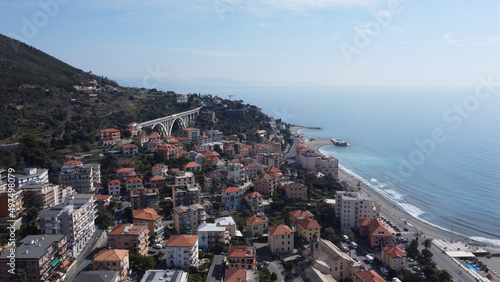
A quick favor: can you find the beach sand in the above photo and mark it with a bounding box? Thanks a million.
[291,126,500,259]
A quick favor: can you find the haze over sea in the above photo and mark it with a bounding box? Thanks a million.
[174,86,500,246]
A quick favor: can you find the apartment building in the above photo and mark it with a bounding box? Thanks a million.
[108,224,150,256]
[197,223,226,251]
[296,218,322,242]
[284,182,308,201]
[268,225,294,254]
[14,167,49,187]
[130,188,160,211]
[173,204,206,234]
[107,179,121,196]
[358,218,393,250]
[116,167,136,179]
[132,208,164,243]
[315,156,339,179]
[335,190,379,234]
[181,128,200,140]
[172,184,201,207]
[59,163,101,193]
[165,235,199,269]
[125,177,143,192]
[381,246,408,272]
[227,245,256,270]
[252,174,278,196]
[175,171,195,186]
[0,189,24,218]
[92,249,130,281]
[98,128,121,145]
[246,213,269,236]
[221,187,241,211]
[244,192,265,214]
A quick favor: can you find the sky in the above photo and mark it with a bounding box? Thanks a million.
[1,0,500,88]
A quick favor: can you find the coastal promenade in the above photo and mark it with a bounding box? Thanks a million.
[291,126,500,281]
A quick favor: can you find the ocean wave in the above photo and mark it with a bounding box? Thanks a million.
[370,178,388,188]
[399,203,425,218]
[384,189,404,200]
[469,237,500,247]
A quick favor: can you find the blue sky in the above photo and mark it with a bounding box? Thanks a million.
[1,0,500,88]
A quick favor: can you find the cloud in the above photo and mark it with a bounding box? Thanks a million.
[167,48,287,58]
[443,33,500,47]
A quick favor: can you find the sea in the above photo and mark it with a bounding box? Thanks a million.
[172,86,500,246]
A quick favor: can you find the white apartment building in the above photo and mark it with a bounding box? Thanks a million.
[165,235,199,269]
[315,156,339,179]
[197,223,226,251]
[221,187,241,211]
[59,163,101,193]
[175,171,195,186]
[226,162,247,183]
[14,168,49,187]
[335,189,379,234]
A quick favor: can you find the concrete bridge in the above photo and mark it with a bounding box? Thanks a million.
[138,106,203,136]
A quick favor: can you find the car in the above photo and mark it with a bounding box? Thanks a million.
[380,267,389,276]
[395,232,401,236]
[404,228,409,231]
[153,243,163,249]
[263,261,270,265]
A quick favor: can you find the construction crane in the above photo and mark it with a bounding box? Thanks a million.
[229,95,235,109]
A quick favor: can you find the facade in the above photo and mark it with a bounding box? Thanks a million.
[172,184,201,207]
[130,188,160,211]
[116,167,136,179]
[214,216,237,237]
[183,161,201,172]
[150,175,167,191]
[152,164,169,177]
[358,218,393,249]
[315,156,339,179]
[205,130,223,142]
[14,167,49,187]
[92,249,130,281]
[175,171,195,186]
[298,151,321,171]
[381,246,408,272]
[59,163,101,193]
[252,174,278,196]
[173,204,206,234]
[181,128,200,140]
[221,187,241,211]
[165,235,199,269]
[284,183,308,201]
[133,208,164,243]
[0,189,24,218]
[268,225,294,254]
[141,270,188,282]
[227,245,257,270]
[98,128,121,145]
[122,144,139,158]
[226,162,247,183]
[197,223,226,251]
[246,213,269,236]
[296,218,321,242]
[39,194,97,257]
[0,235,70,282]
[108,224,149,256]
[245,192,265,214]
[335,190,379,234]
[125,177,143,191]
[107,179,122,196]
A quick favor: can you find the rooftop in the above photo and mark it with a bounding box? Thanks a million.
[109,223,148,236]
[133,208,162,221]
[0,235,66,260]
[93,249,129,262]
[167,235,198,247]
[268,225,293,236]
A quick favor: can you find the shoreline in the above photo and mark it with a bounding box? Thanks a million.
[291,126,498,249]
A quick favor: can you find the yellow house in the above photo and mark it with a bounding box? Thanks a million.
[381,246,408,272]
[92,249,129,281]
[296,218,321,242]
[246,213,269,236]
[268,225,294,254]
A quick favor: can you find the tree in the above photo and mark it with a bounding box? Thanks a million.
[130,254,156,274]
[405,239,419,260]
[401,269,425,282]
[423,238,432,250]
[13,269,28,282]
[421,249,433,265]
[95,204,115,230]
[25,206,39,222]
[270,272,278,281]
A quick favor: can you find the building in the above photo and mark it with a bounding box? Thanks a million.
[152,164,169,177]
[98,128,121,145]
[116,167,136,179]
[284,183,308,201]
[215,216,237,237]
[172,184,201,207]
[39,194,97,257]
[165,235,199,269]
[358,218,393,250]
[298,151,321,171]
[197,223,226,251]
[246,213,269,236]
[252,173,278,196]
[133,208,164,243]
[315,156,339,179]
[0,189,24,218]
[177,94,188,104]
[14,167,49,187]
[245,192,265,214]
[93,195,112,206]
[173,204,206,234]
[150,175,167,191]
[92,249,129,281]
[183,161,201,172]
[0,235,70,282]
[226,162,247,183]
[140,270,188,282]
[130,188,160,211]
[353,270,386,282]
[181,128,200,140]
[335,189,379,234]
[381,246,408,272]
[108,224,149,256]
[74,271,120,282]
[227,245,257,270]
[107,179,122,196]
[122,144,139,158]
[205,130,223,142]
[268,225,294,254]
[175,171,195,186]
[221,187,241,211]
[59,163,101,193]
[125,177,143,191]
[296,218,321,242]
[289,210,315,226]
[224,269,247,282]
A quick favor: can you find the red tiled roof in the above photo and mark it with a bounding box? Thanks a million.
[93,249,128,262]
[150,175,165,181]
[382,246,407,259]
[296,218,322,230]
[109,224,148,236]
[99,128,120,133]
[289,210,314,219]
[183,128,199,131]
[221,187,240,194]
[184,162,200,168]
[64,160,83,166]
[108,179,121,185]
[265,167,281,174]
[230,158,239,163]
[167,235,198,247]
[126,177,143,183]
[225,269,247,282]
[122,144,137,148]
[93,195,112,201]
[268,225,293,236]
[246,192,262,198]
[178,150,189,155]
[355,270,385,282]
[149,132,160,137]
[228,245,255,258]
[116,167,135,173]
[247,214,269,225]
[132,208,162,221]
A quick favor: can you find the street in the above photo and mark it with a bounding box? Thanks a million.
[65,229,108,281]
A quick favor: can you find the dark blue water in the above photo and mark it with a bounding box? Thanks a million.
[173,86,500,245]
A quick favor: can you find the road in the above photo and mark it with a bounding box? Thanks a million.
[206,255,226,282]
[269,261,284,282]
[66,228,108,281]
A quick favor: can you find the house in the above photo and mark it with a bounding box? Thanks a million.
[296,218,322,242]
[175,171,195,186]
[197,223,226,251]
[335,189,379,234]
[173,204,206,234]
[244,163,261,179]
[284,182,308,201]
[381,246,408,272]
[184,161,201,172]
[150,175,167,191]
[358,218,392,250]
[152,164,168,177]
[108,224,150,256]
[92,249,129,281]
[253,173,278,196]
[215,216,237,237]
[133,208,164,243]
[221,187,241,211]
[107,179,122,195]
[135,134,150,147]
[177,94,188,104]
[182,128,200,140]
[227,245,257,270]
[268,225,294,254]
[93,195,112,206]
[125,177,143,191]
[98,128,121,145]
[353,270,385,282]
[246,213,269,236]
[116,167,136,179]
[245,192,265,214]
[289,210,315,226]
[121,144,139,158]
[165,235,199,268]
[0,235,70,282]
[226,162,247,183]
[157,144,179,160]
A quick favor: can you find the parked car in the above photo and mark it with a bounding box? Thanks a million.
[153,243,163,249]
[380,267,389,276]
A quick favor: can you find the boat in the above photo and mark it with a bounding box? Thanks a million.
[331,138,349,146]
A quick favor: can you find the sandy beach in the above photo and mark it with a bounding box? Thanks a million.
[291,126,500,279]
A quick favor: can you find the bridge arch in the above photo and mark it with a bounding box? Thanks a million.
[152,123,168,136]
[169,117,186,136]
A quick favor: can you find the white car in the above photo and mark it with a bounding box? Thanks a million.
[153,243,163,249]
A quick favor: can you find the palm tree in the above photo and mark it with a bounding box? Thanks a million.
[423,238,433,250]
[414,232,422,243]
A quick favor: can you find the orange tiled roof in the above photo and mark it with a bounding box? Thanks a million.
[296,218,322,230]
[150,175,165,181]
[382,246,407,259]
[184,162,200,168]
[246,192,262,198]
[99,128,120,133]
[268,225,293,236]
[108,179,121,185]
[225,269,247,282]
[221,187,240,194]
[230,158,239,163]
[228,245,255,258]
[247,214,269,225]
[355,270,385,282]
[122,144,137,148]
[184,128,199,131]
[126,177,143,183]
[116,167,135,173]
[64,160,83,166]
[167,235,198,247]
[109,224,148,236]
[289,210,314,219]
[178,150,189,155]
[93,249,128,262]
[132,208,162,221]
[265,167,281,174]
[93,195,112,201]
